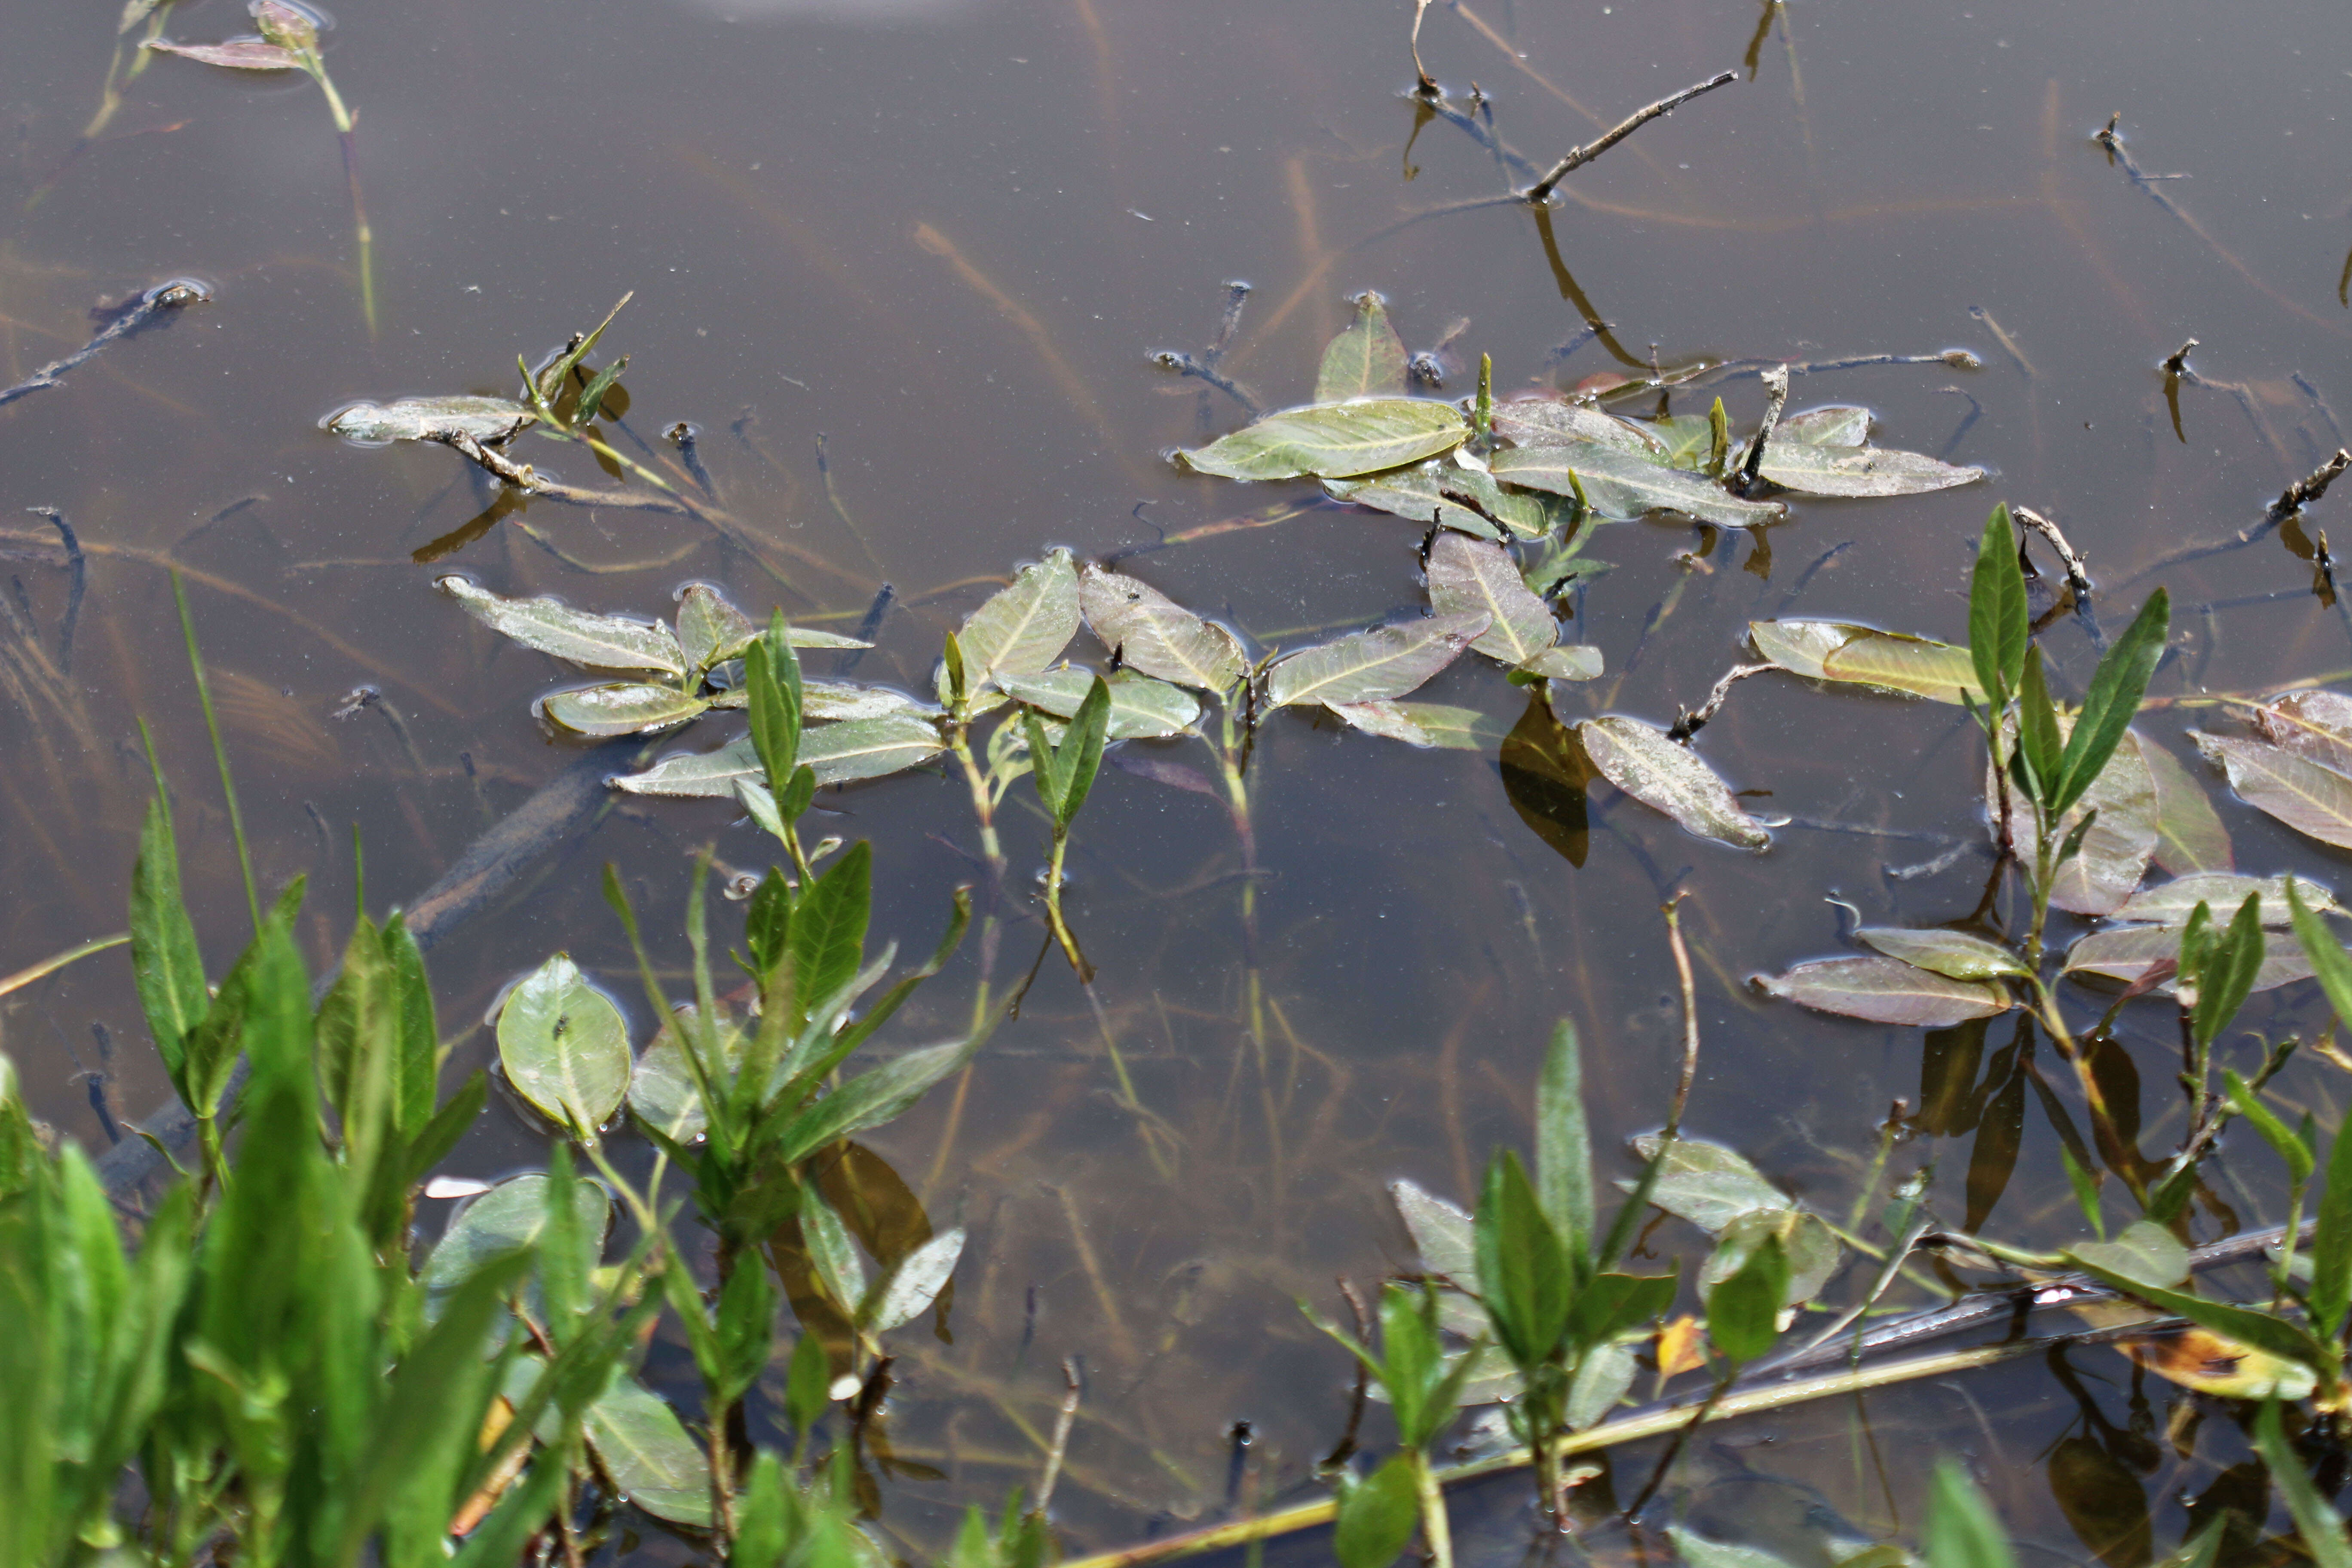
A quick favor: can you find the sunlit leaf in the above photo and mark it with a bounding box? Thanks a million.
[1326,465,1504,540]
[1698,1209,1840,1308]
[1426,532,1559,667]
[1334,1454,1421,1568]
[1705,1229,1787,1364]
[801,714,946,784]
[1749,620,1980,704]
[438,576,686,675]
[1077,564,1247,694]
[2116,873,2334,925]
[2072,1219,2189,1289]
[1623,1136,1790,1234]
[324,396,536,444]
[999,667,1200,740]
[1327,699,1507,750]
[957,549,1081,687]
[1758,441,1984,498]
[496,954,632,1142]
[2063,924,2312,994]
[1855,927,2027,981]
[420,1172,609,1320]
[675,584,757,671]
[1265,612,1488,708]
[2141,739,2233,874]
[1492,398,1668,459]
[1577,717,1770,851]
[2197,734,2352,849]
[585,1369,713,1527]
[1493,442,1785,528]
[1179,398,1469,481]
[144,36,302,70]
[1997,728,2157,916]
[864,1227,965,1333]
[2251,689,2352,776]
[540,683,706,738]
[711,680,934,722]
[1776,406,1872,446]
[1521,644,1603,681]
[1757,956,2010,1026]
[1316,294,1408,403]
[628,1009,747,1144]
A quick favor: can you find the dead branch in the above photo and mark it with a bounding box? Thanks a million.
[2012,506,2092,600]
[1522,72,1737,202]
[1669,662,1773,741]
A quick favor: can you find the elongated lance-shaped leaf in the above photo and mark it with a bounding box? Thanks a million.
[130,727,208,1099]
[957,549,1081,686]
[541,683,707,738]
[2288,876,2352,1337]
[2064,1254,2339,1380]
[2253,1401,2352,1568]
[1315,292,1408,403]
[1969,505,2028,707]
[438,576,685,674]
[1534,1020,1595,1270]
[1076,564,1247,695]
[1264,613,1488,708]
[1425,531,1558,666]
[2053,588,2169,815]
[676,583,759,674]
[1927,1462,2018,1568]
[2014,648,2064,809]
[2223,1069,2314,1188]
[790,841,872,1029]
[573,355,627,426]
[747,612,806,802]
[1578,717,1771,851]
[1473,1149,1573,1369]
[535,293,633,404]
[1047,676,1111,830]
[1177,398,1467,481]
[2191,893,2264,1051]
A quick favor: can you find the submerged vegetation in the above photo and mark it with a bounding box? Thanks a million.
[12,0,2352,1564]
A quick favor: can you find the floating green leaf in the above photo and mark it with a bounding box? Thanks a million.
[800,714,946,784]
[711,680,933,722]
[1749,620,1980,704]
[438,576,686,675]
[1327,700,1508,750]
[675,584,757,671]
[420,1172,609,1318]
[2142,738,2233,874]
[1077,564,1247,694]
[1326,465,1503,540]
[1698,1209,1840,1310]
[1000,667,1200,739]
[324,396,536,444]
[2116,873,2334,925]
[956,549,1081,686]
[1265,612,1488,708]
[540,683,707,738]
[1855,927,2027,981]
[2062,924,2312,994]
[1493,443,1785,528]
[1623,1136,1792,1234]
[1577,717,1770,851]
[496,954,632,1142]
[147,36,302,70]
[1757,956,2010,1026]
[628,1009,747,1143]
[864,1226,964,1333]
[1426,532,1559,667]
[1390,1181,1477,1287]
[1757,441,1984,498]
[2197,734,2352,850]
[1776,406,1872,446]
[1316,294,1408,403]
[584,1369,713,1527]
[1492,398,1668,458]
[1178,399,1468,481]
[1521,644,1603,681]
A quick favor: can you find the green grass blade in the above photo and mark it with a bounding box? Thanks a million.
[2252,1400,2352,1568]
[170,572,260,931]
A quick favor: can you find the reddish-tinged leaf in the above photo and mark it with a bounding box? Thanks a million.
[145,36,302,69]
[1756,956,2010,1026]
[2198,735,2352,849]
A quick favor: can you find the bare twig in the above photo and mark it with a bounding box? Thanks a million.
[1320,1279,1374,1472]
[1036,1358,1083,1513]
[0,280,208,409]
[436,430,693,515]
[2012,506,2092,600]
[2162,337,2198,376]
[1661,897,1701,1141]
[1408,0,1439,97]
[1669,662,1772,742]
[1734,363,1789,489]
[2275,448,2352,516]
[1521,72,1737,203]
[26,508,84,675]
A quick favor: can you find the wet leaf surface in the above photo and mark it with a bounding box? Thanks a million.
[2114,873,2334,925]
[800,713,947,784]
[438,576,686,675]
[1491,398,1669,458]
[1314,294,1408,403]
[2143,738,2234,874]
[145,36,303,70]
[1491,442,1784,528]
[1776,406,1872,446]
[1264,612,1487,708]
[1077,564,1246,694]
[714,680,933,722]
[1855,927,2027,980]
[674,583,757,671]
[1390,1179,1476,1286]
[2063,924,2314,994]
[1324,465,1504,540]
[1520,643,1604,681]
[2198,733,2352,849]
[1425,531,1558,667]
[421,1172,610,1317]
[1626,1136,1791,1234]
[1698,1208,1841,1308]
[1750,620,1979,704]
[2251,688,2352,775]
[1177,398,1468,481]
[956,549,1081,686]
[1757,955,2011,1026]
[1758,440,1985,498]
[865,1226,964,1332]
[324,396,536,444]
[1325,699,1506,750]
[585,1369,714,1528]
[540,682,706,738]
[628,1009,747,1143]
[999,668,1199,740]
[496,954,632,1141]
[1998,729,2158,916]
[1577,716,1770,851]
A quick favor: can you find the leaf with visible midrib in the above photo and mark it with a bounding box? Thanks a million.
[2199,735,2352,849]
[1491,442,1785,528]
[541,683,707,738]
[1315,295,1408,403]
[1426,531,1557,667]
[1179,399,1467,481]
[439,576,685,675]
[496,954,632,1143]
[1264,613,1488,708]
[584,1370,714,1527]
[1757,956,2010,1026]
[956,550,1081,684]
[1577,717,1770,851]
[324,395,537,444]
[1077,564,1246,694]
[1758,441,1984,498]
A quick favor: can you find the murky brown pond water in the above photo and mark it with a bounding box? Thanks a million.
[6,0,2352,1559]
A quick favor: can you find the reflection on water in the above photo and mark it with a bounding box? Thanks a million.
[6,0,2352,1557]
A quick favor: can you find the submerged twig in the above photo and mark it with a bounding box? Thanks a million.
[1521,72,1736,203]
[0,280,208,410]
[1660,897,1702,1140]
[437,430,689,514]
[0,932,130,1000]
[1035,1358,1084,1514]
[26,508,85,675]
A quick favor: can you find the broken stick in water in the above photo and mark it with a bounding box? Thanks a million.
[1520,71,1738,203]
[0,280,209,411]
